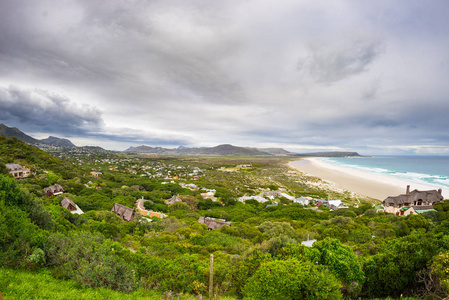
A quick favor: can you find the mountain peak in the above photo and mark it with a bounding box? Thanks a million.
[0,124,76,147]
[40,136,76,147]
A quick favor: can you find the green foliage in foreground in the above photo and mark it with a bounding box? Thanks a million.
[243,259,342,300]
[0,268,161,300]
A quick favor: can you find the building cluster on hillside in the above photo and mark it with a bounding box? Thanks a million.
[239,190,296,203]
[238,190,347,210]
[218,164,252,173]
[378,185,443,216]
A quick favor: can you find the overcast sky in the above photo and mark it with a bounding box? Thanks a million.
[1,0,449,155]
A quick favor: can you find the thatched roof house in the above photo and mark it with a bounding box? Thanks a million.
[165,194,182,205]
[60,197,83,214]
[111,203,135,221]
[383,189,443,207]
[44,184,64,197]
[382,186,443,215]
[5,163,30,179]
[61,197,77,211]
[199,216,231,230]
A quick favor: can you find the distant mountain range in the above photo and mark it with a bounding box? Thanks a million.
[124,144,291,156]
[0,123,76,147]
[0,123,361,157]
[293,151,361,157]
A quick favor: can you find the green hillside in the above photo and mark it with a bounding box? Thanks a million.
[1,144,449,299]
[0,136,82,179]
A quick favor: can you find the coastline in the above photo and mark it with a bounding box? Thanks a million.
[289,158,449,200]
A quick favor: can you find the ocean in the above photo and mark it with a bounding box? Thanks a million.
[320,156,449,189]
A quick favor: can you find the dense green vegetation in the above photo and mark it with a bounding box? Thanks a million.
[1,136,449,299]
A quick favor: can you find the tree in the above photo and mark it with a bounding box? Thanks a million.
[430,250,449,297]
[244,259,342,300]
[362,232,441,297]
[168,201,190,212]
[258,221,296,238]
[0,174,28,207]
[0,175,47,266]
[308,238,365,298]
[227,249,271,297]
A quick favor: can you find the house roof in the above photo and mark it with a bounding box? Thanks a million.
[328,200,342,207]
[301,239,317,247]
[60,197,83,214]
[165,195,182,205]
[413,205,435,211]
[383,189,443,207]
[199,216,231,230]
[61,197,76,210]
[44,184,64,193]
[5,163,22,170]
[294,197,309,203]
[111,203,135,221]
[416,209,437,214]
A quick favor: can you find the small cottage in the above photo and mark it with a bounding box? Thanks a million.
[60,197,83,214]
[199,216,231,230]
[111,203,135,221]
[294,197,310,206]
[44,184,64,197]
[327,200,348,210]
[5,163,31,179]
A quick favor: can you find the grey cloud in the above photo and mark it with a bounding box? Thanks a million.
[0,85,102,135]
[297,38,384,84]
[0,1,449,154]
[0,85,190,146]
[0,0,245,106]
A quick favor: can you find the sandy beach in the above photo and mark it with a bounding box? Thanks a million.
[289,158,449,200]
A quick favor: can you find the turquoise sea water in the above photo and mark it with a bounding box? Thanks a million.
[321,156,449,188]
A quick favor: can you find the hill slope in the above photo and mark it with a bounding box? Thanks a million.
[40,136,76,147]
[0,136,81,179]
[0,123,41,144]
[0,124,76,148]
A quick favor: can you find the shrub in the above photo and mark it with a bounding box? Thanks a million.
[45,231,136,292]
[244,259,342,300]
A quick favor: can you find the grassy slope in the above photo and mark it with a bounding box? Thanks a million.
[0,268,161,300]
[0,267,421,300]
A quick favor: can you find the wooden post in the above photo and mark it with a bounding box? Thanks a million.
[209,254,214,299]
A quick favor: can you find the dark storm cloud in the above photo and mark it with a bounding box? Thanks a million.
[0,85,190,146]
[0,85,102,135]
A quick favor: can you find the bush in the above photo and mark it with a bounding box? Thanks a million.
[45,231,136,292]
[168,201,190,212]
[308,238,365,297]
[244,259,342,300]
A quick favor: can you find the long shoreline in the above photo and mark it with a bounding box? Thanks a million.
[289,158,448,200]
